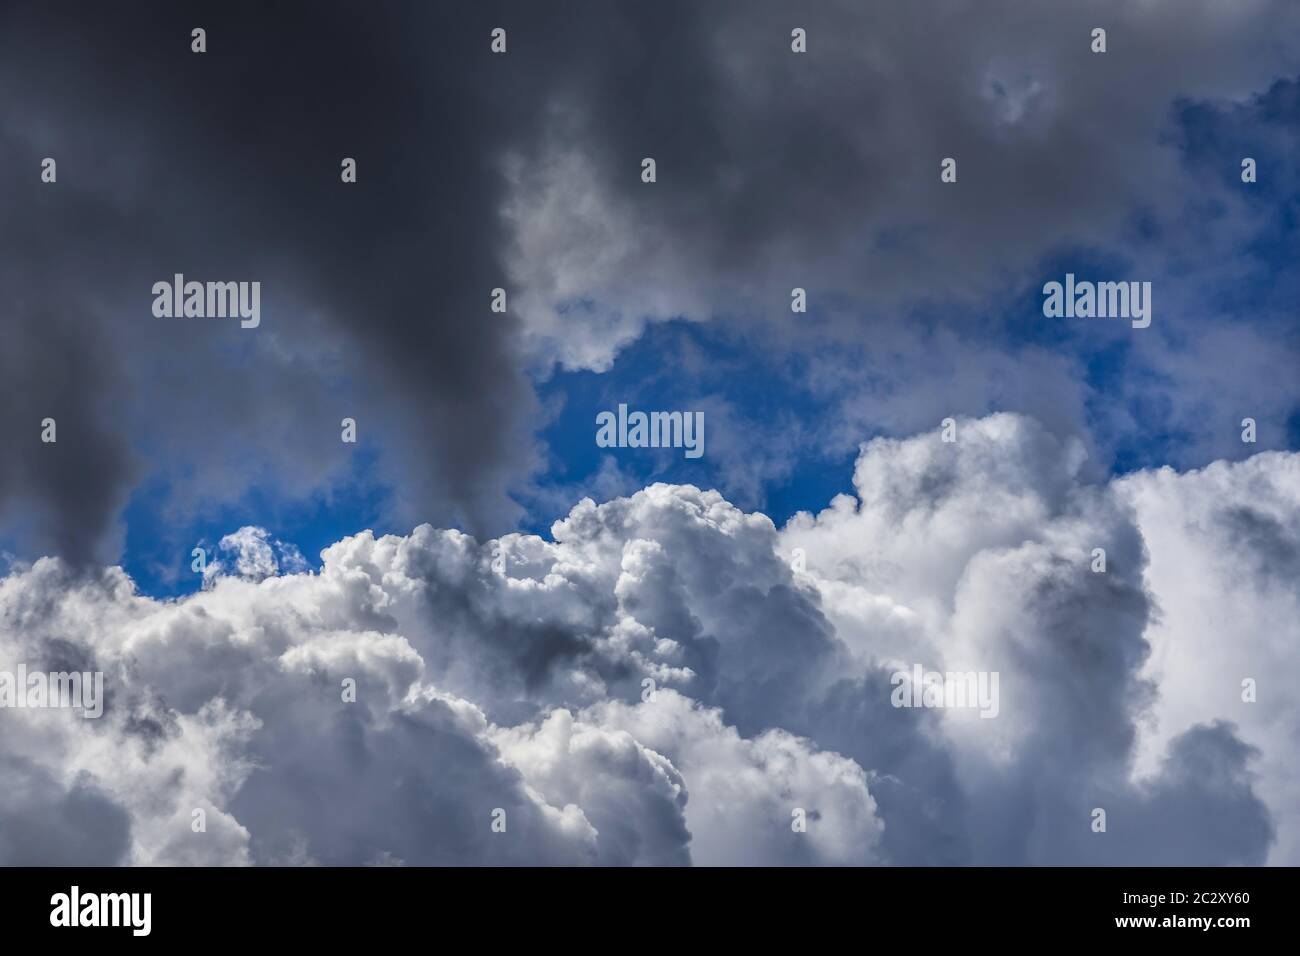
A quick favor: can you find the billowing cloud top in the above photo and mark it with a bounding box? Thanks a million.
[2,415,1293,865]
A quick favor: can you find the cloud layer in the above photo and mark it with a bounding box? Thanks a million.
[1,414,1292,865]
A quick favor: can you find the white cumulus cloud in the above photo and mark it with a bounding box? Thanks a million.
[0,415,1295,864]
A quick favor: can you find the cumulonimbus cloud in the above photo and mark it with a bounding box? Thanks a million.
[0,414,1292,864]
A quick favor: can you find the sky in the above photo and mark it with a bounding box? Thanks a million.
[1,1,1298,866]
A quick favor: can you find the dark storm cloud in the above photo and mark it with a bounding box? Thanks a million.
[3,1,1296,561]
[0,315,135,565]
[506,0,1300,326]
[0,1,567,560]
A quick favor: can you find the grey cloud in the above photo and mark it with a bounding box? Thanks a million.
[501,1,1300,487]
[504,0,1299,345]
[0,757,132,866]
